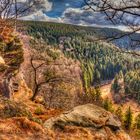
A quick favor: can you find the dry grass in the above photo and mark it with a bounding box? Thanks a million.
[0,117,44,135]
[35,109,63,122]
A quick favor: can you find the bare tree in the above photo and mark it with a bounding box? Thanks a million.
[84,0,140,44]
[0,0,45,99]
[0,0,45,33]
[0,0,44,19]
[30,57,46,101]
[30,57,75,101]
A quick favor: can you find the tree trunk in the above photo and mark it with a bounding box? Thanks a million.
[31,85,39,101]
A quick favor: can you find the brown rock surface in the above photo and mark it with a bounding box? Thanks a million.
[44,104,131,140]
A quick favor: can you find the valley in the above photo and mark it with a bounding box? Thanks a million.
[22,21,140,139]
[0,20,139,139]
[0,0,139,139]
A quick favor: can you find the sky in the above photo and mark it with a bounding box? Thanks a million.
[21,0,140,31]
[22,0,110,24]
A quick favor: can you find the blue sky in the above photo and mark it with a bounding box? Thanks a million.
[46,0,84,18]
[23,0,112,25]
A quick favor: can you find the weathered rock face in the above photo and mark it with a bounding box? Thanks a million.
[44,104,131,140]
[0,35,23,99]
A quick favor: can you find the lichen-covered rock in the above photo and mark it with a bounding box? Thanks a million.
[44,104,131,140]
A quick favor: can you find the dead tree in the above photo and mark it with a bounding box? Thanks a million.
[30,57,46,101]
[0,0,45,33]
[84,0,140,45]
[0,0,45,19]
[30,57,74,101]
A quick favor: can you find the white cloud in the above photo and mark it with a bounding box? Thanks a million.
[21,0,140,32]
[21,10,62,23]
[40,0,53,11]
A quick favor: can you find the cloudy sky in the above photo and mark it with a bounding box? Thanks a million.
[21,0,139,31]
[22,0,110,24]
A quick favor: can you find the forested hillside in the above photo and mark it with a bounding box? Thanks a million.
[23,21,140,91]
[24,21,140,139]
[124,70,140,102]
[24,21,140,50]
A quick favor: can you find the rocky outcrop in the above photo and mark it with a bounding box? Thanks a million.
[44,104,131,140]
[0,34,23,99]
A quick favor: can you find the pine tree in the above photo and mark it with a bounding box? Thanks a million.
[124,107,133,130]
[135,114,140,129]
[115,106,123,122]
[119,70,124,79]
[103,98,114,112]
[112,74,121,93]
[94,69,101,84]
[89,87,96,101]
[95,86,102,101]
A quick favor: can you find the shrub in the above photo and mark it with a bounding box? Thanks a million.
[0,100,32,118]
[34,106,44,115]
[30,117,43,125]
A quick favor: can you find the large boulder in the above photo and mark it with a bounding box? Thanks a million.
[44,104,131,140]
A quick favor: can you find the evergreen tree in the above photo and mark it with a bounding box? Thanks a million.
[115,106,123,122]
[83,70,89,93]
[94,69,101,84]
[89,87,96,101]
[124,70,140,103]
[135,114,140,129]
[119,70,124,79]
[124,107,133,130]
[95,86,102,102]
[103,98,114,112]
[112,74,121,93]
